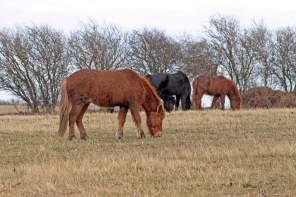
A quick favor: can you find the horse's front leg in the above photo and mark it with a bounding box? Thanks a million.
[130,106,145,138]
[116,107,128,140]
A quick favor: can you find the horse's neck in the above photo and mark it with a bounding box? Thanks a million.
[230,85,240,98]
[144,91,158,111]
[142,84,159,113]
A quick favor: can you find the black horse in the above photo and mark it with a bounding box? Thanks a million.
[146,71,191,111]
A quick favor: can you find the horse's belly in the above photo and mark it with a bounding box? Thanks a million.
[91,94,128,107]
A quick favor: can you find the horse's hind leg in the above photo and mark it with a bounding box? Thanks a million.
[211,95,219,109]
[76,103,90,140]
[130,105,145,138]
[69,104,84,140]
[186,95,191,110]
[181,94,189,110]
[116,106,128,140]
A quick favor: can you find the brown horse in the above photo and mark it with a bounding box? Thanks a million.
[58,69,165,140]
[192,75,241,110]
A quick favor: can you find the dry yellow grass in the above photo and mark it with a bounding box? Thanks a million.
[0,105,28,115]
[0,109,296,196]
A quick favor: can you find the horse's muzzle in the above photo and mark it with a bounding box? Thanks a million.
[152,131,162,137]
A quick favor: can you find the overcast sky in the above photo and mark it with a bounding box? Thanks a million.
[1,0,296,36]
[1,0,296,100]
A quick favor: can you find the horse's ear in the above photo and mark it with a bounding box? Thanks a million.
[158,75,169,90]
[156,101,163,113]
[145,74,152,79]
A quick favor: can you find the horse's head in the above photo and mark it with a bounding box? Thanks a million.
[230,95,241,110]
[163,95,175,112]
[146,102,165,137]
[140,75,166,136]
[229,81,241,110]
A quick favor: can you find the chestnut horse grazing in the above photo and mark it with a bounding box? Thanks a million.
[192,75,241,110]
[58,69,165,140]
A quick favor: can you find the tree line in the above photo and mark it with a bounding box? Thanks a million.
[0,15,295,112]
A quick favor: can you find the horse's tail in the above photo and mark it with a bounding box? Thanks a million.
[58,79,72,137]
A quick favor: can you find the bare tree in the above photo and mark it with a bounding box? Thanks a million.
[26,25,69,112]
[237,28,258,91]
[0,28,40,112]
[271,27,296,92]
[249,22,274,87]
[68,21,127,70]
[0,26,69,113]
[127,28,182,74]
[206,15,257,92]
[180,36,218,78]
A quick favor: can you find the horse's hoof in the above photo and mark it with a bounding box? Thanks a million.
[115,132,123,140]
[68,135,76,140]
[138,131,145,139]
[80,135,88,140]
[116,134,123,139]
[116,136,123,141]
[138,134,145,139]
[153,132,162,137]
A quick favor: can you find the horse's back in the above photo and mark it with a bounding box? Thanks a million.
[65,69,145,106]
[154,71,190,95]
[193,75,210,89]
[171,71,190,85]
[68,68,138,78]
[149,73,168,89]
[66,69,140,89]
[193,75,234,94]
[169,71,191,94]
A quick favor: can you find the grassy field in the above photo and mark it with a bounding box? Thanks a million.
[0,105,29,115]
[0,109,295,196]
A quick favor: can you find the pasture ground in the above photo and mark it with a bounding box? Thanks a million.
[0,105,28,115]
[0,109,295,196]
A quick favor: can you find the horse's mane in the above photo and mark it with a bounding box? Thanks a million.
[139,76,165,113]
[140,76,162,101]
[229,80,241,98]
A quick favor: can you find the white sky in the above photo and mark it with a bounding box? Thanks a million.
[1,0,296,36]
[1,0,296,101]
